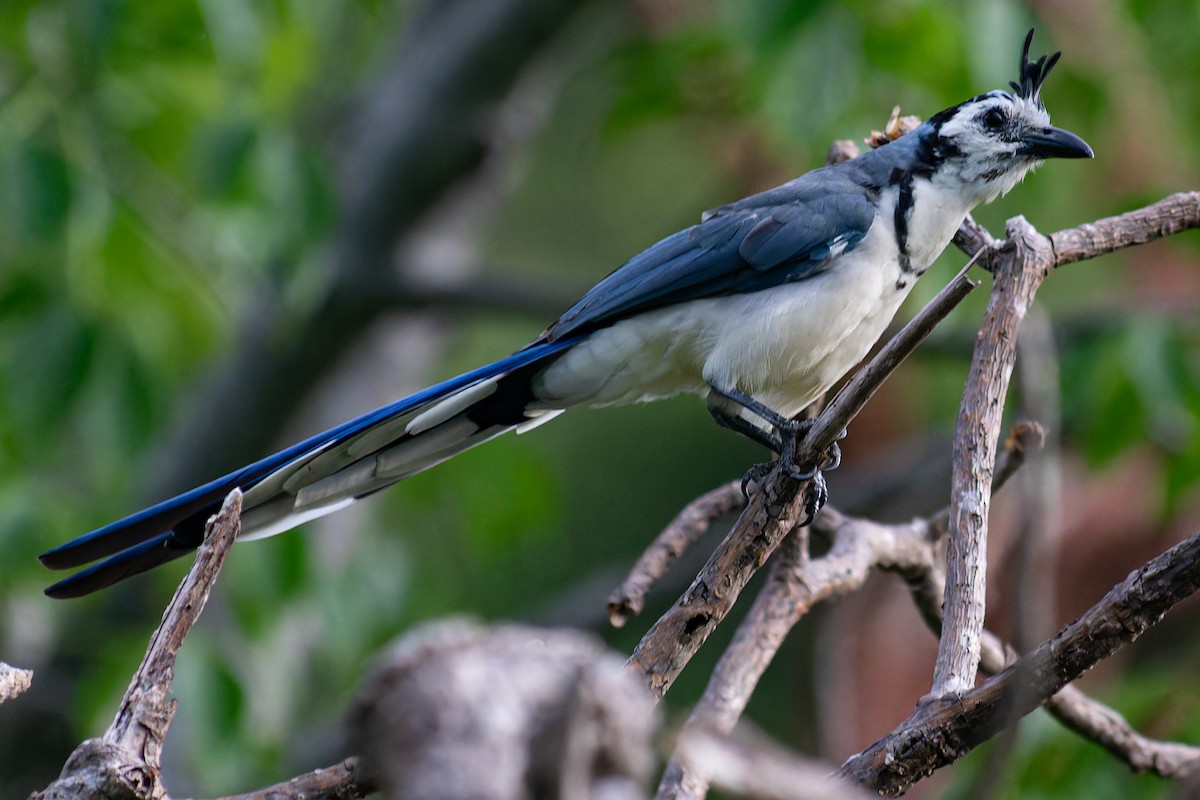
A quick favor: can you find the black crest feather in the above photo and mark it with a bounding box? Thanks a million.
[1009,29,1061,108]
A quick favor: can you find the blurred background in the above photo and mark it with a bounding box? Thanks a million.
[0,0,1198,797]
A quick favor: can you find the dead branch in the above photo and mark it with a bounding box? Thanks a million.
[1043,685,1200,778]
[934,217,1054,696]
[1050,191,1200,266]
[214,757,375,800]
[108,492,241,766]
[0,662,33,704]
[934,190,1199,698]
[32,491,242,800]
[627,263,979,701]
[904,543,1200,782]
[953,214,1004,271]
[962,310,1064,800]
[839,528,1200,795]
[677,728,875,800]
[608,481,743,628]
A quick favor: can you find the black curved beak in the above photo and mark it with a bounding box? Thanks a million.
[1021,125,1094,159]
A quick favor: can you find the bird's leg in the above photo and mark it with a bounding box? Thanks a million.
[705,391,788,453]
[706,386,815,478]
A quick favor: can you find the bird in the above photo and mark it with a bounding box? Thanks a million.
[40,30,1092,598]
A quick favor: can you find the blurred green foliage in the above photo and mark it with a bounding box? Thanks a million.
[1,1,1198,797]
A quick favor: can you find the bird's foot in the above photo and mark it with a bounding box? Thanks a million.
[739,457,829,526]
[739,421,839,527]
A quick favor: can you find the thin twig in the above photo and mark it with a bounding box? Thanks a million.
[608,481,743,627]
[211,757,376,800]
[627,263,979,700]
[106,491,243,765]
[1050,191,1200,266]
[1043,685,1200,778]
[839,528,1200,795]
[678,728,876,800]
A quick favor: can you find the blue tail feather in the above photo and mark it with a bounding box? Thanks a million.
[40,339,577,597]
[43,533,187,599]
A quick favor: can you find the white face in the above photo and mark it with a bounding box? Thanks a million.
[934,91,1054,203]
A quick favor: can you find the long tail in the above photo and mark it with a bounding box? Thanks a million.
[40,339,578,598]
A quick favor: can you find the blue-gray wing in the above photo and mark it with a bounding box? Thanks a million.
[542,178,878,342]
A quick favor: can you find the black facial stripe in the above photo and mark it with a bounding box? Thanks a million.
[892,171,916,285]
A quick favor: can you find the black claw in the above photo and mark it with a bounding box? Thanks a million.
[824,441,842,472]
[740,461,773,497]
[801,471,829,527]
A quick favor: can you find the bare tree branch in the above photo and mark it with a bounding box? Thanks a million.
[1050,191,1200,266]
[211,757,375,800]
[32,491,242,800]
[608,480,743,628]
[907,545,1200,782]
[1043,685,1200,778]
[677,729,875,800]
[107,492,242,768]
[953,214,1003,271]
[963,310,1064,800]
[0,662,33,705]
[839,528,1200,795]
[934,218,1054,697]
[933,191,1200,698]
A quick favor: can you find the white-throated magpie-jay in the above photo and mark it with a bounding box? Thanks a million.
[41,31,1091,597]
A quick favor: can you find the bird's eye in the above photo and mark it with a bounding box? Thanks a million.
[982,108,1007,130]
